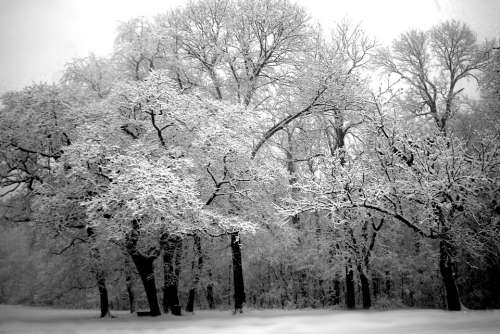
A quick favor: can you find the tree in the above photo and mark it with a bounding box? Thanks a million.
[62,53,114,99]
[0,84,119,317]
[173,0,229,100]
[376,20,490,136]
[113,17,164,81]
[68,70,269,315]
[251,20,374,309]
[62,80,205,316]
[158,0,310,313]
[281,95,500,310]
[4,1,500,315]
[32,165,114,318]
[224,0,309,106]
[0,84,73,198]
[374,20,496,310]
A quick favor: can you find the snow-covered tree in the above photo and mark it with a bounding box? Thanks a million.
[375,20,491,136]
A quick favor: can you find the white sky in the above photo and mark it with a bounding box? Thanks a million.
[0,0,499,94]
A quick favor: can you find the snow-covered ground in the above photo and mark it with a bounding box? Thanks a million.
[1,305,499,334]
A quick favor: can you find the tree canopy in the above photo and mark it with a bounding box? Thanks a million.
[1,0,499,316]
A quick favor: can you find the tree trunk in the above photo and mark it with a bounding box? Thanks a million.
[96,274,110,317]
[186,234,203,312]
[186,289,195,313]
[359,271,371,309]
[206,269,215,309]
[208,68,223,100]
[126,276,135,314]
[130,253,161,316]
[126,221,161,316]
[385,271,392,296]
[333,279,340,305]
[285,129,301,230]
[440,240,461,311]
[372,275,380,299]
[161,235,182,315]
[231,232,245,313]
[87,227,111,318]
[345,262,356,309]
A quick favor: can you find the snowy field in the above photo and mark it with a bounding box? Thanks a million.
[1,305,500,334]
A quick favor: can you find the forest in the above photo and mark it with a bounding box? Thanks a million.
[0,0,499,321]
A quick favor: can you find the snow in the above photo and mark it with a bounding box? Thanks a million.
[1,305,500,334]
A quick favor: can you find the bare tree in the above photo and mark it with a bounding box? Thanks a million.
[113,18,164,81]
[225,0,309,106]
[376,20,490,135]
[62,53,113,99]
[175,0,229,100]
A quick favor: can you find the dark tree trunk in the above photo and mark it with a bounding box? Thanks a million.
[186,234,203,312]
[231,232,245,313]
[345,262,356,309]
[126,276,135,314]
[359,271,371,309]
[359,218,381,309]
[372,275,380,299]
[161,235,182,315]
[385,271,392,296]
[130,254,161,316]
[344,221,359,310]
[126,220,161,316]
[299,271,307,307]
[87,227,111,318]
[440,240,461,311]
[206,269,215,309]
[286,130,301,230]
[162,288,167,312]
[186,289,195,313]
[163,285,181,315]
[97,274,110,317]
[333,279,340,305]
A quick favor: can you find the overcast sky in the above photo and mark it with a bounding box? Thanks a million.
[0,0,499,94]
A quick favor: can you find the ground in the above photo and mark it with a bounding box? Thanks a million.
[1,305,500,334]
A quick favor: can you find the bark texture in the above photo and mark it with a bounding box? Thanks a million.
[231,232,246,313]
[440,240,461,311]
[161,235,183,315]
[186,234,203,312]
[126,220,161,316]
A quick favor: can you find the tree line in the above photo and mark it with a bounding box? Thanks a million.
[1,0,499,317]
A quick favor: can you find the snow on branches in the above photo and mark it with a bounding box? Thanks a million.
[50,70,284,244]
